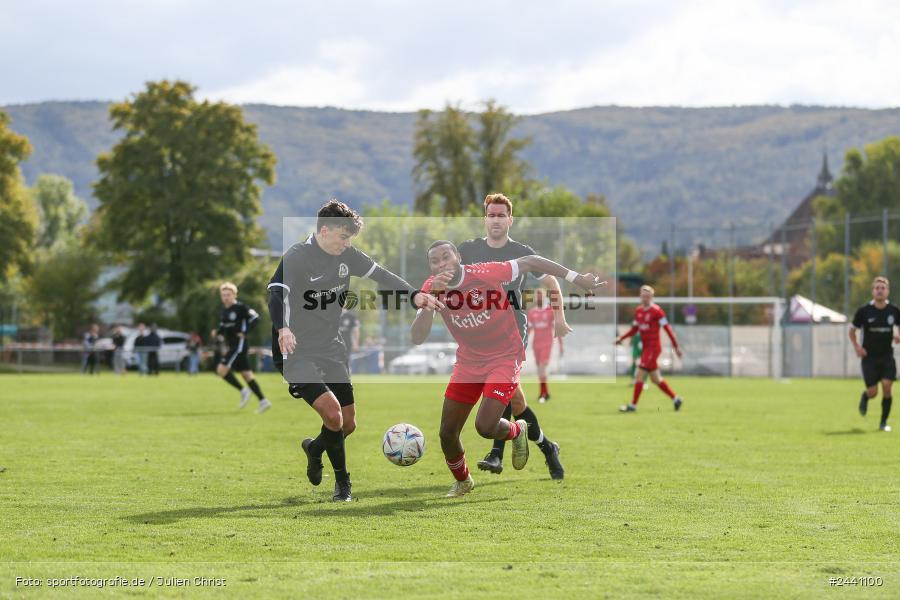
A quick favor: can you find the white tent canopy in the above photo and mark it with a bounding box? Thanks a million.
[787,294,847,323]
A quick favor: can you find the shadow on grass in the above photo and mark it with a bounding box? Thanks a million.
[303,494,504,517]
[360,479,506,499]
[823,428,868,435]
[126,480,510,524]
[125,496,309,525]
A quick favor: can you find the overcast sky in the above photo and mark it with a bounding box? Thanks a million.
[3,0,899,112]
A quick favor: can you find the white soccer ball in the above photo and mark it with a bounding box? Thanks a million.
[382,423,425,466]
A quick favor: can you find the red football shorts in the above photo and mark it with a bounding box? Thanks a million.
[639,345,662,371]
[532,344,552,366]
[444,359,522,405]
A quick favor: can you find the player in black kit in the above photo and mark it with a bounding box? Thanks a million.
[267,200,443,501]
[213,282,270,414]
[460,193,566,480]
[849,276,900,432]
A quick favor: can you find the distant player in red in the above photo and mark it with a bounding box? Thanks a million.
[615,285,684,412]
[527,289,563,402]
[410,240,604,497]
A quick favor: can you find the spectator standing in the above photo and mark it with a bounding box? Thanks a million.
[112,326,126,375]
[187,332,202,375]
[81,324,100,375]
[147,325,161,375]
[134,323,150,375]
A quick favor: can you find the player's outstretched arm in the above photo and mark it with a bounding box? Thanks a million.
[515,255,606,292]
[849,326,866,358]
[410,307,436,345]
[365,265,444,311]
[663,322,683,358]
[616,325,638,344]
[539,275,573,338]
[246,307,260,332]
[267,283,296,355]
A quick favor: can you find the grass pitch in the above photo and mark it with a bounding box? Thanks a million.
[2,373,899,598]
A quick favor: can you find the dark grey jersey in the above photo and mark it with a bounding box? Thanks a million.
[267,235,376,352]
[852,301,900,357]
[218,301,259,348]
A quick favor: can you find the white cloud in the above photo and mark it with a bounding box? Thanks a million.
[208,40,376,106]
[4,0,900,110]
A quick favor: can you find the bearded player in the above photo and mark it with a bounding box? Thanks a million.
[410,240,604,497]
[527,288,564,403]
[615,285,684,412]
[460,193,567,480]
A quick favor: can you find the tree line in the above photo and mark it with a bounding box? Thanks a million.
[3,79,900,338]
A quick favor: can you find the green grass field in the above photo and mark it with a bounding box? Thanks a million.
[2,373,899,598]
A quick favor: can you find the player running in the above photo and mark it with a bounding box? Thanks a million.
[849,276,900,432]
[212,282,271,414]
[615,285,684,412]
[410,240,605,497]
[267,200,443,502]
[527,289,564,403]
[460,194,568,480]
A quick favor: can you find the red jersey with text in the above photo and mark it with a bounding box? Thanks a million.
[527,305,555,350]
[422,261,525,364]
[633,303,668,350]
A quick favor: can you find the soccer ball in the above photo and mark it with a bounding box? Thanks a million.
[382,423,425,466]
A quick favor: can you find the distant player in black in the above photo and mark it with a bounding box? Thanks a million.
[267,200,443,502]
[213,282,270,414]
[338,309,360,365]
[849,276,900,432]
[460,193,566,480]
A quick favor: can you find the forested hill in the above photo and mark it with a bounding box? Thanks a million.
[5,101,900,248]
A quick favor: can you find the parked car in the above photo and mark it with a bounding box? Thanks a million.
[96,327,192,370]
[556,344,672,376]
[388,343,458,375]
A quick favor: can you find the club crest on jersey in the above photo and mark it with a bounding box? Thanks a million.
[468,289,483,305]
[229,311,236,320]
[338,263,349,278]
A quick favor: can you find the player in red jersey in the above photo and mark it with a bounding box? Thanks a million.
[410,240,604,497]
[615,285,684,412]
[527,289,564,403]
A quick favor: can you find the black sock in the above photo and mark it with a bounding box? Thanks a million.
[247,378,264,400]
[881,396,892,425]
[516,406,552,451]
[322,427,349,482]
[308,425,328,457]
[222,371,243,391]
[492,404,514,458]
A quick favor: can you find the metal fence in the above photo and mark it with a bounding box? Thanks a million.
[3,210,899,380]
[619,209,900,326]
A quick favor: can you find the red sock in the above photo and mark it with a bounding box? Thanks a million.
[657,380,676,399]
[539,381,548,396]
[445,453,470,482]
[632,381,644,405]
[504,419,521,440]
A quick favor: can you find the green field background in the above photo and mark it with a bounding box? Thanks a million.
[1,374,899,598]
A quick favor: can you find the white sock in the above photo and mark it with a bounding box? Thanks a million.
[536,431,544,444]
